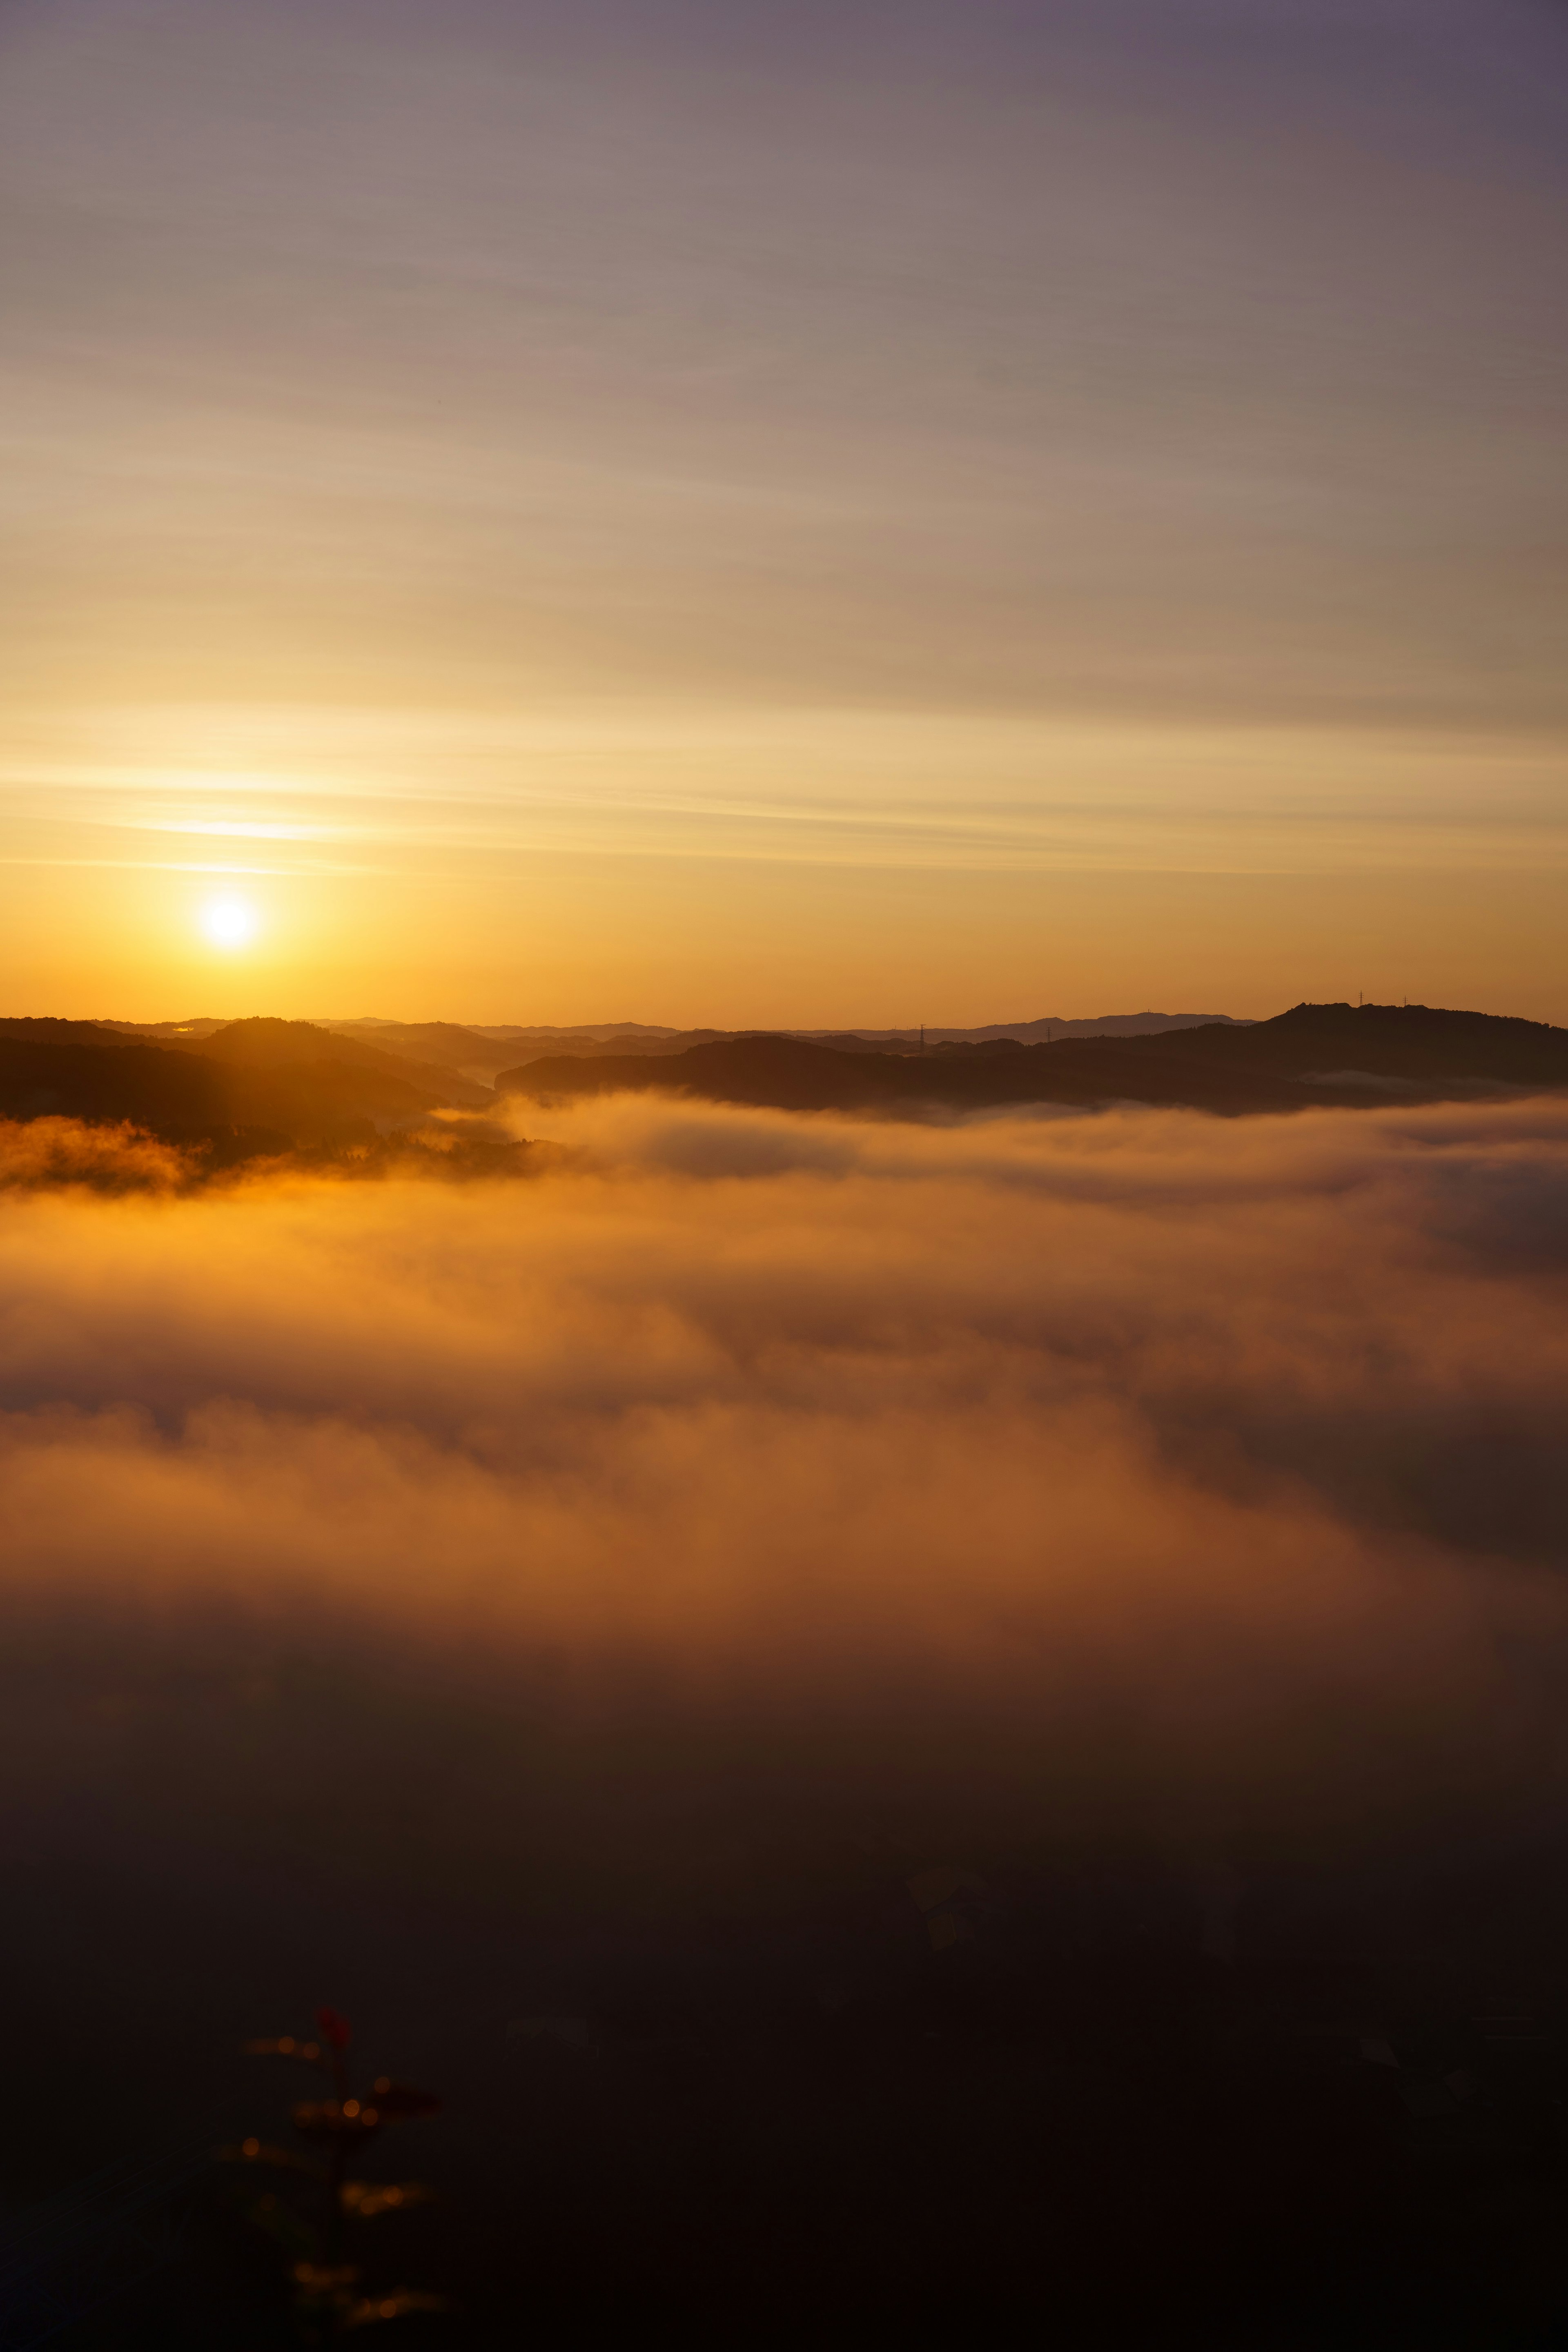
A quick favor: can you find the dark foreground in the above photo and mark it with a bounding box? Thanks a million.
[3,1076,1567,2345]
[6,1637,1568,2350]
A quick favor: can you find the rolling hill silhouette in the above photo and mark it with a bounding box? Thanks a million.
[0,1023,231,1130]
[0,1016,490,1151]
[498,1004,1568,1116]
[191,1016,493,1107]
[306,1018,529,1073]
[4,1004,1566,1151]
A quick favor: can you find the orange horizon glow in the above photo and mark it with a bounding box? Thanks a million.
[1,2,1564,1027]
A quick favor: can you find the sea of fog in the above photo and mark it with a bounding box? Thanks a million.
[3,1092,1568,2342]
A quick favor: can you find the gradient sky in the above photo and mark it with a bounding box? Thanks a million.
[2,0,1565,1022]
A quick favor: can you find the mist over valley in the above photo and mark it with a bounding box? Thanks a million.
[6,1061,1568,2339]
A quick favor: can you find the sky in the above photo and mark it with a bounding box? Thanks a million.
[1,0,1565,1023]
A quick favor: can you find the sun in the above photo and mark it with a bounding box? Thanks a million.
[201,895,259,950]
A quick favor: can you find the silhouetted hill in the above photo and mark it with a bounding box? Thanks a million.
[9,1003,1564,1146]
[0,1017,156,1051]
[498,1004,1568,1116]
[0,1016,493,1151]
[110,1009,1254,1061]
[504,1035,933,1110]
[0,1030,230,1128]
[517,1028,733,1058]
[99,1017,231,1041]
[311,1018,524,1073]
[194,1018,493,1105]
[526,1016,1250,1060]
[822,1011,1253,1045]
[467,1020,684,1039]
[1145,1000,1568,1087]
[499,1033,1301,1113]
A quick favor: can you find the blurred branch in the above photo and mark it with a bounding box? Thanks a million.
[233,2007,445,2335]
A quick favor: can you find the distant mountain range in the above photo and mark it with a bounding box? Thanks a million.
[0,1015,488,1154]
[86,1009,1257,1086]
[303,1010,1252,1064]
[2,1006,1565,1163]
[498,1004,1568,1118]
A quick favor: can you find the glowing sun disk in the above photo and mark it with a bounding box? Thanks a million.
[201,896,258,950]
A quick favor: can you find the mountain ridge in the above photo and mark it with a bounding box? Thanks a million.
[3,1004,1564,1156]
[498,1003,1568,1118]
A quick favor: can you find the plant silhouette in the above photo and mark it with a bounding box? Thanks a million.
[220,2006,445,2336]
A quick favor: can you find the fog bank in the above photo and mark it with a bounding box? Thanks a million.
[3,1093,1568,1874]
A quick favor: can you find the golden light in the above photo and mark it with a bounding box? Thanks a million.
[201,895,259,950]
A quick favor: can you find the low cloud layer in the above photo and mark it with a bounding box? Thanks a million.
[4,1092,1568,1885]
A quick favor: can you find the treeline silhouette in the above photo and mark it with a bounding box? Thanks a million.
[500,1003,1568,1115]
[0,1017,503,1171]
[3,1004,1567,1166]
